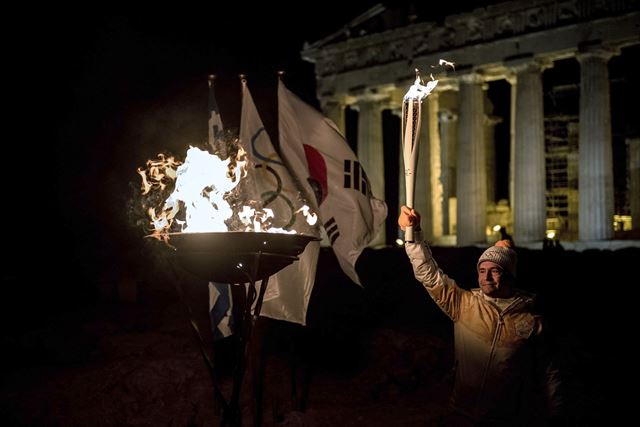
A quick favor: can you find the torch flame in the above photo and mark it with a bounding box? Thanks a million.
[438,59,455,70]
[403,69,438,102]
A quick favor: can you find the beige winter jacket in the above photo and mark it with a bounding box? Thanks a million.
[406,240,561,424]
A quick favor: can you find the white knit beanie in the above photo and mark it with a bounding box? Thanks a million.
[477,240,518,277]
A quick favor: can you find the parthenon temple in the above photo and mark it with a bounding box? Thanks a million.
[302,0,640,248]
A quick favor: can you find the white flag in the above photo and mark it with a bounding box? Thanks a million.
[277,80,387,285]
[239,80,320,325]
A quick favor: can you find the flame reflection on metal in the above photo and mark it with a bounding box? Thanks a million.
[154,231,320,283]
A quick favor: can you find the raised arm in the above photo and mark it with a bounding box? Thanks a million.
[399,206,466,321]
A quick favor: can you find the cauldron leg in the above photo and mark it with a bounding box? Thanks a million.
[225,252,272,427]
[168,258,231,423]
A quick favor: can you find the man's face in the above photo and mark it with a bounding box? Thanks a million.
[478,261,511,298]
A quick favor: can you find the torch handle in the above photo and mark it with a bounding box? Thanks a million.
[402,100,422,242]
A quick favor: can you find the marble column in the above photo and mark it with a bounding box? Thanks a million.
[577,48,616,241]
[485,115,502,205]
[456,74,487,246]
[427,92,443,238]
[628,138,640,232]
[510,60,547,244]
[322,99,346,135]
[508,76,516,216]
[438,108,458,235]
[357,99,385,245]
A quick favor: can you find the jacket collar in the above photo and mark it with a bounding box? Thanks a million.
[471,288,536,313]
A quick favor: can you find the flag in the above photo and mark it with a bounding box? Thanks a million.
[277,80,387,285]
[208,282,234,340]
[239,79,320,325]
[208,74,226,158]
[207,75,234,340]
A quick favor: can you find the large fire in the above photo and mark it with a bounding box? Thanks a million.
[137,142,317,240]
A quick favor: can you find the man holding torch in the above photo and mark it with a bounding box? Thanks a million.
[399,208,562,425]
[398,70,562,425]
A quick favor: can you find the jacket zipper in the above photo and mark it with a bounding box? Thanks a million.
[475,312,504,414]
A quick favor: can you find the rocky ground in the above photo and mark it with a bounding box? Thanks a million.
[1,245,635,426]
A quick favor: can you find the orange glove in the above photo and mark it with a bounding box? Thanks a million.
[398,206,421,230]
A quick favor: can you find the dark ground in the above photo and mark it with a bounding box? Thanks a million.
[1,243,636,426]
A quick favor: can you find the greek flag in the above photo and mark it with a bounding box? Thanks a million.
[208,282,234,340]
[207,75,234,340]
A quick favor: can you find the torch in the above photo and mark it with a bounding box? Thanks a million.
[402,69,438,242]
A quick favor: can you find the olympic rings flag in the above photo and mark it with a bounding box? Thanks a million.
[238,78,321,325]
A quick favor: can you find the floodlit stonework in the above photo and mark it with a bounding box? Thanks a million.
[303,0,640,246]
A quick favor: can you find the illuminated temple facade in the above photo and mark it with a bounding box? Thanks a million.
[302,0,640,247]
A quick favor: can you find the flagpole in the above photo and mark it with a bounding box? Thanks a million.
[208,74,227,159]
